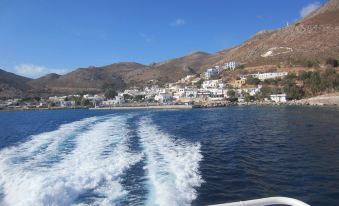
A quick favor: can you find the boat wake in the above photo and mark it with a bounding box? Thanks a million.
[138,117,203,206]
[0,114,203,206]
[0,115,142,206]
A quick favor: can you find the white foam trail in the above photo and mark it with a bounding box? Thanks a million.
[138,117,203,206]
[0,115,142,206]
[0,116,98,168]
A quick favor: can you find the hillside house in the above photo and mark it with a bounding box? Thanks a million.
[204,66,222,79]
[223,61,241,70]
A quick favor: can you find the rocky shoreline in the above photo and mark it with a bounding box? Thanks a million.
[1,94,338,112]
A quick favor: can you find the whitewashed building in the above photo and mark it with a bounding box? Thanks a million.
[223,61,241,70]
[270,94,287,103]
[178,74,196,83]
[60,101,75,107]
[101,95,125,106]
[202,79,224,89]
[208,88,224,97]
[204,66,222,79]
[243,72,288,81]
[155,92,172,103]
[191,77,201,85]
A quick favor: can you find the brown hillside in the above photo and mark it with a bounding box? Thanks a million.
[128,51,212,85]
[213,0,339,67]
[0,69,32,98]
[1,0,338,97]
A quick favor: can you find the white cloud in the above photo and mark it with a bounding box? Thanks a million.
[170,18,186,27]
[15,64,68,78]
[300,2,321,18]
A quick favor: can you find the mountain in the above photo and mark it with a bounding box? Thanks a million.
[29,62,148,96]
[212,0,339,66]
[28,52,212,95]
[1,0,339,98]
[0,69,32,98]
[301,0,339,24]
[128,51,212,85]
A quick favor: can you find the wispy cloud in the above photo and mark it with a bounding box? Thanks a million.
[170,18,186,27]
[139,32,153,43]
[300,2,321,18]
[15,64,68,78]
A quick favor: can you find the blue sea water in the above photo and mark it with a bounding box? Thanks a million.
[0,106,338,206]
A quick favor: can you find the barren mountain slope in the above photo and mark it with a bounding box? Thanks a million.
[213,0,339,66]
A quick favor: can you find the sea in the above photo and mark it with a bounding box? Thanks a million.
[0,106,338,206]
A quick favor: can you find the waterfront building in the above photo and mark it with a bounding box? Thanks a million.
[60,101,75,108]
[154,92,173,103]
[270,94,287,103]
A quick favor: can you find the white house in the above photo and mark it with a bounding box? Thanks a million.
[208,88,224,97]
[197,90,211,98]
[179,74,196,83]
[191,77,201,85]
[204,66,222,79]
[243,72,288,81]
[48,96,66,103]
[270,94,287,103]
[155,92,172,103]
[241,85,262,96]
[223,61,241,70]
[173,87,198,99]
[202,79,224,89]
[184,88,198,98]
[60,101,75,108]
[101,95,125,106]
[83,94,105,103]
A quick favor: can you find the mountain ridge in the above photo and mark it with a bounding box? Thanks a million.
[1,0,339,98]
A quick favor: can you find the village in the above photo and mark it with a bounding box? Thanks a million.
[0,61,298,110]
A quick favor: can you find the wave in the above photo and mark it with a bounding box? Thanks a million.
[0,116,98,168]
[138,117,203,206]
[0,115,142,206]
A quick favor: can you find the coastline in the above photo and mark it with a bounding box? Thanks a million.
[1,94,338,112]
[89,104,193,110]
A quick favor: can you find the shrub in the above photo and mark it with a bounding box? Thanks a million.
[321,68,339,91]
[246,76,260,85]
[104,88,117,99]
[255,86,272,100]
[283,83,304,100]
[326,58,339,68]
[227,90,238,102]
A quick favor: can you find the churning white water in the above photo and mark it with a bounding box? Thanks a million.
[0,114,203,206]
[0,115,142,206]
[138,117,203,206]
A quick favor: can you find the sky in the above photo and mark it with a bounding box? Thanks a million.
[0,0,326,78]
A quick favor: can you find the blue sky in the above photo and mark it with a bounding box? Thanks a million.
[0,0,325,78]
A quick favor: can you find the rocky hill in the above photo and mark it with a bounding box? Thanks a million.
[1,0,338,97]
[28,62,147,96]
[212,0,339,66]
[0,69,31,98]
[128,51,212,85]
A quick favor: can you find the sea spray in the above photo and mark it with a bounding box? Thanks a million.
[138,117,203,206]
[0,115,142,206]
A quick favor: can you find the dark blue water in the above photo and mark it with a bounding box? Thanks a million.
[0,106,338,206]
